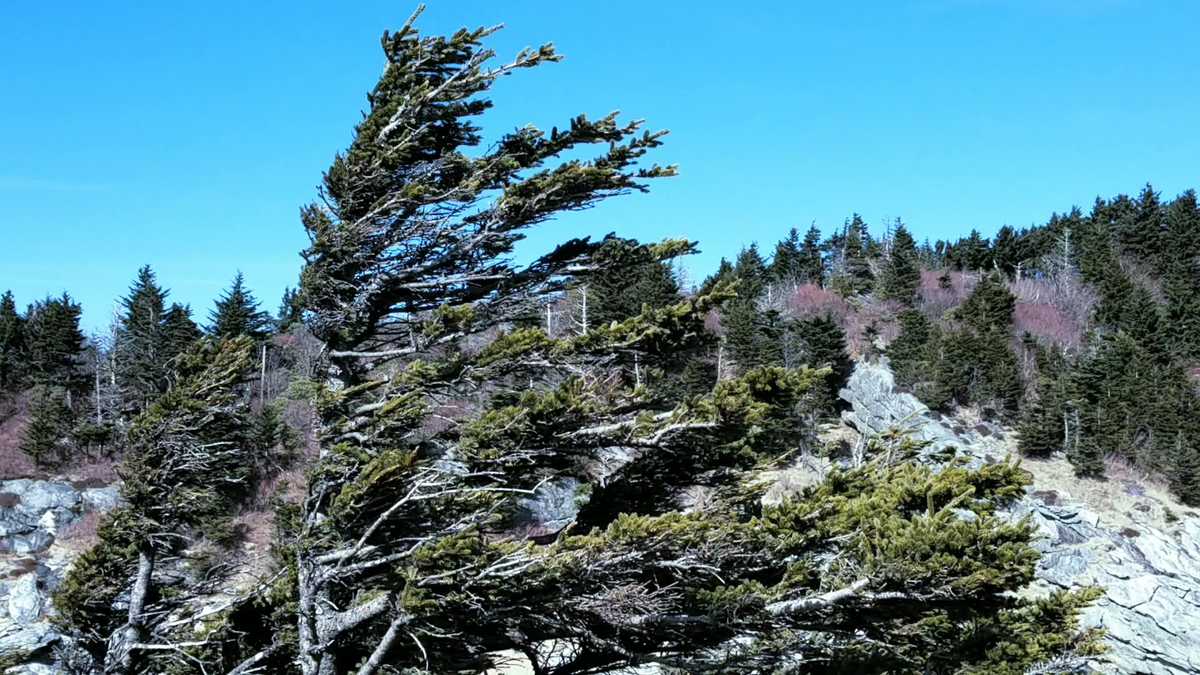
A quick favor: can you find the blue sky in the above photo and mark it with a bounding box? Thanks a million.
[2,1,1198,331]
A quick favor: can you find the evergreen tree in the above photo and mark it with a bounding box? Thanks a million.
[162,303,202,365]
[588,237,684,327]
[116,265,170,407]
[837,213,875,294]
[1016,339,1071,458]
[55,338,256,671]
[1121,183,1164,263]
[878,221,921,304]
[276,286,304,332]
[23,294,86,393]
[0,290,24,390]
[800,223,824,285]
[955,272,1015,332]
[698,257,734,296]
[770,226,802,283]
[208,271,272,340]
[957,229,991,271]
[233,15,1098,675]
[20,385,76,467]
[733,243,769,299]
[1161,191,1200,359]
[793,314,852,412]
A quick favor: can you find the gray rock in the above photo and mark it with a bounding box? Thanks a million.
[0,479,120,667]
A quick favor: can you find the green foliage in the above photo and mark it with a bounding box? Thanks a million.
[19,385,76,467]
[116,265,172,407]
[0,290,23,390]
[22,293,86,391]
[586,236,684,327]
[836,213,875,295]
[209,271,272,340]
[878,221,921,304]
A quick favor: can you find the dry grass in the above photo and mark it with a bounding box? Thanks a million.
[1019,450,1192,533]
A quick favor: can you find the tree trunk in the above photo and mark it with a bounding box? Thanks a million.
[104,546,155,674]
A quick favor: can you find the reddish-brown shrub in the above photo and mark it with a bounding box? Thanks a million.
[918,270,976,319]
[1009,275,1095,351]
[785,284,850,322]
[1014,303,1086,351]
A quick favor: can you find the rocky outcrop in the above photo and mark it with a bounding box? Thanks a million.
[0,479,119,669]
[839,359,1200,675]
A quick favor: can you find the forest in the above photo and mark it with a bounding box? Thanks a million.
[1,8,1199,675]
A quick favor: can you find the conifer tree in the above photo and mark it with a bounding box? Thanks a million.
[800,223,824,285]
[20,385,75,467]
[116,265,170,407]
[208,271,272,340]
[793,314,852,412]
[55,337,256,673]
[1016,340,1071,458]
[836,214,875,294]
[276,286,304,332]
[162,303,203,365]
[1122,183,1164,263]
[0,290,25,390]
[957,229,991,271]
[251,14,1101,675]
[770,226,802,283]
[587,236,683,327]
[698,257,734,296]
[23,293,86,394]
[878,221,921,304]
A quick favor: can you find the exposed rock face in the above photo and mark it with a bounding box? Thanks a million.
[0,479,119,668]
[839,360,1200,675]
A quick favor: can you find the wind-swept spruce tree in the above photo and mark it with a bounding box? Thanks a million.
[275,10,1100,675]
[54,337,256,673]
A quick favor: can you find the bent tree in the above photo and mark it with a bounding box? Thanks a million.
[278,9,1103,675]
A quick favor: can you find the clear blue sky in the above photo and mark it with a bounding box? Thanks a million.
[2,1,1198,331]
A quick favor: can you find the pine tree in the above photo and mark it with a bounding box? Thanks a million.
[247,14,1100,675]
[800,223,824,285]
[587,237,684,327]
[20,385,76,467]
[116,265,170,407]
[276,286,303,332]
[162,303,202,365]
[837,214,875,294]
[770,226,802,283]
[878,221,921,304]
[1122,183,1164,263]
[23,294,86,393]
[55,338,255,671]
[208,271,272,340]
[0,290,24,390]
